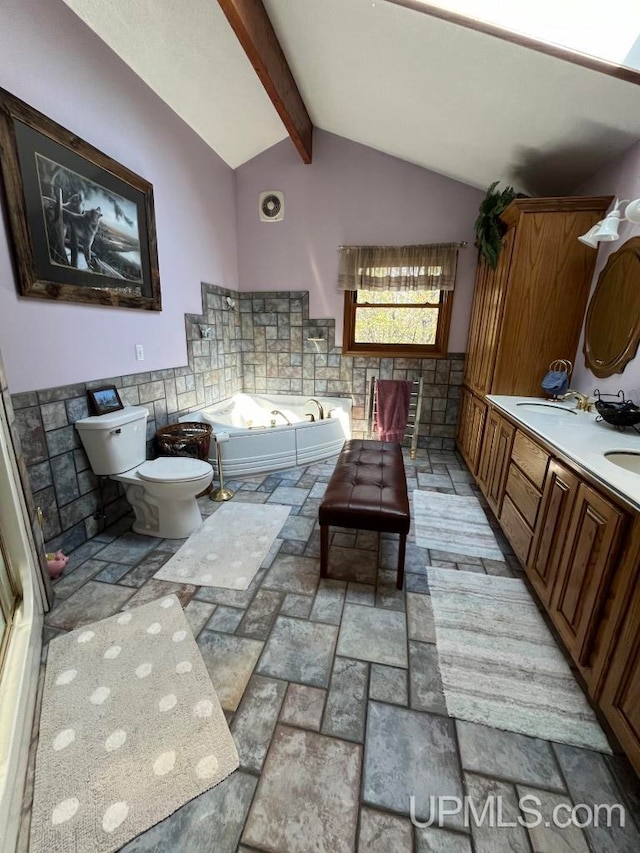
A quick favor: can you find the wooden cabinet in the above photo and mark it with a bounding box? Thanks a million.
[502,428,625,683]
[457,388,487,475]
[463,196,611,398]
[477,409,514,516]
[462,402,640,770]
[550,482,626,673]
[458,197,610,471]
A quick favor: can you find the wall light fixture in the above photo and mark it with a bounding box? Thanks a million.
[578,198,640,248]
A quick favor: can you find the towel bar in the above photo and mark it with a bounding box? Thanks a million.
[367,376,423,458]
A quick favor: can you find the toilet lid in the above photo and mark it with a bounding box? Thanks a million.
[138,458,212,483]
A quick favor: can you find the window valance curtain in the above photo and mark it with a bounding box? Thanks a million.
[337,242,461,291]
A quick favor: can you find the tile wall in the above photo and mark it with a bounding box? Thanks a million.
[0,349,53,606]
[12,283,464,555]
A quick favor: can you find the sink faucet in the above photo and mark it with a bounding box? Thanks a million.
[560,390,593,412]
[271,409,292,426]
[305,398,324,420]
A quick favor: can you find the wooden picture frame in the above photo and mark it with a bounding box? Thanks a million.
[0,88,161,310]
[87,385,124,416]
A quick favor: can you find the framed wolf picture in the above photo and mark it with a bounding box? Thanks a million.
[0,88,161,310]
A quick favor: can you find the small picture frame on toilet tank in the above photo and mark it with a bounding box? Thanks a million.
[87,385,124,416]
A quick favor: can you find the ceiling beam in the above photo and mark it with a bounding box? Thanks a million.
[218,0,313,163]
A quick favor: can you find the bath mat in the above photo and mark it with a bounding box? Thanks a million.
[413,490,503,560]
[153,502,290,589]
[30,595,239,853]
[427,568,612,753]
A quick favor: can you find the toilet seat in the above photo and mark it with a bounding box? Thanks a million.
[137,457,212,484]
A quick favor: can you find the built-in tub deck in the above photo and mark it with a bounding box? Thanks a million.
[180,393,351,476]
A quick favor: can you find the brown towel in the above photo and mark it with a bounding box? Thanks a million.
[374,380,412,443]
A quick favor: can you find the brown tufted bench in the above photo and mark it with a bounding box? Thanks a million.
[319,439,411,590]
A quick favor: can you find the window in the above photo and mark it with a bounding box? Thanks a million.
[419,1,640,74]
[338,242,459,357]
[342,287,453,357]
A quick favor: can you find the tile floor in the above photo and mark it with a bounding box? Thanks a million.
[18,449,640,852]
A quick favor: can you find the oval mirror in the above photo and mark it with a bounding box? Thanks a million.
[584,237,640,378]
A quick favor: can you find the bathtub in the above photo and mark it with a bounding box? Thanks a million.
[180,393,352,477]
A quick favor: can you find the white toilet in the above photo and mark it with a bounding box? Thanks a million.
[76,406,213,539]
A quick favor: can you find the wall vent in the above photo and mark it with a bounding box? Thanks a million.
[259,191,284,222]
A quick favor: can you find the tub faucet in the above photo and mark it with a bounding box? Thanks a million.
[305,399,324,420]
[271,409,292,426]
[560,390,593,412]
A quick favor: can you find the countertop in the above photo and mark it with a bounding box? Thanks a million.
[487,395,640,511]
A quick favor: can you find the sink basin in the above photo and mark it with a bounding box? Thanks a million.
[516,402,577,417]
[604,452,640,475]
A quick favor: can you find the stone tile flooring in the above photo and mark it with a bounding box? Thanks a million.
[19,450,640,852]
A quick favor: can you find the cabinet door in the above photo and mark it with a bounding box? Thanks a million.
[458,392,487,475]
[527,460,578,607]
[469,395,488,475]
[478,410,514,515]
[550,482,626,668]
[487,416,514,514]
[456,387,471,460]
[464,259,492,394]
[464,231,515,396]
[599,585,640,774]
[477,409,499,494]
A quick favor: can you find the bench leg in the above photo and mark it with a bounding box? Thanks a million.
[320,524,329,578]
[396,533,407,590]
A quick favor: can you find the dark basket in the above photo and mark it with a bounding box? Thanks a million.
[595,400,640,428]
[155,422,213,496]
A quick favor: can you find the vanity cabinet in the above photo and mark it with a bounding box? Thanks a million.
[487,418,626,683]
[471,401,640,770]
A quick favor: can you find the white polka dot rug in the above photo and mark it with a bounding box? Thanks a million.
[153,501,291,590]
[30,595,239,852]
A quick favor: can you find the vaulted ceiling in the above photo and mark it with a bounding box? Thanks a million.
[62,0,640,195]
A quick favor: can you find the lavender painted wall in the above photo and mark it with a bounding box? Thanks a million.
[572,140,640,397]
[0,0,238,394]
[235,130,484,350]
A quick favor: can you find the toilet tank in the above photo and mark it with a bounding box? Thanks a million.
[76,407,149,475]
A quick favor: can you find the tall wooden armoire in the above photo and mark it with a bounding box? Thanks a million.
[458,195,613,473]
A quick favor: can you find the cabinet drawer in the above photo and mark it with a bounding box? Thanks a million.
[512,431,549,489]
[506,462,541,528]
[500,494,533,566]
